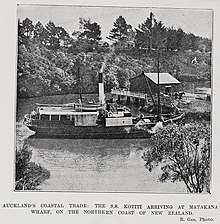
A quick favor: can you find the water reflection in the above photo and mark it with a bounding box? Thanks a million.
[28,138,149,173]
[26,137,185,192]
[16,93,186,192]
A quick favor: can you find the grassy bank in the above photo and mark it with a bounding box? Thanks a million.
[179,96,211,123]
[184,111,211,123]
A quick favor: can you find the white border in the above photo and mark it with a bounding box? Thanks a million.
[0,0,219,223]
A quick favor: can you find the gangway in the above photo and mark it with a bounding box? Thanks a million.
[111,88,148,99]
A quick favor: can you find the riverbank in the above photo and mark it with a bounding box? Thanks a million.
[15,141,50,190]
[178,93,211,122]
[15,93,209,192]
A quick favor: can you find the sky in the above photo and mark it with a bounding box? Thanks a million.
[17,5,213,42]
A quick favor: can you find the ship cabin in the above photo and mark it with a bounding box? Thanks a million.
[25,104,133,128]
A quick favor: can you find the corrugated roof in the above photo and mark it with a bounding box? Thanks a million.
[144,72,180,84]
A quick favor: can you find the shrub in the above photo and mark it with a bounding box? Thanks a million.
[15,142,50,190]
[142,122,211,193]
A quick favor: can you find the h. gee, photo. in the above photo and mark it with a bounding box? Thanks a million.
[16,5,212,193]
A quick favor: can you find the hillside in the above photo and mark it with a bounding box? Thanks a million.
[17,15,212,98]
[17,40,211,98]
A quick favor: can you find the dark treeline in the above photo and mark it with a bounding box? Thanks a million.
[17,13,212,98]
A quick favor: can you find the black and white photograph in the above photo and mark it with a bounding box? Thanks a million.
[15,4,212,193]
[2,1,220,223]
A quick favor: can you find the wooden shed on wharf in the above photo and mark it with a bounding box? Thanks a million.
[111,71,181,106]
[130,71,181,96]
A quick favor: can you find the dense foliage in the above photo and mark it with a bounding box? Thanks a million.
[135,12,211,52]
[15,141,50,190]
[142,122,211,193]
[17,13,212,98]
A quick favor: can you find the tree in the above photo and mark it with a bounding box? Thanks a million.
[165,27,177,51]
[33,21,48,45]
[18,19,25,44]
[56,26,71,48]
[135,12,167,52]
[45,21,59,49]
[197,37,212,52]
[151,20,167,50]
[142,122,211,193]
[104,71,119,92]
[165,27,185,51]
[182,33,198,51]
[45,21,70,50]
[116,68,130,89]
[135,12,155,50]
[18,18,34,45]
[33,21,44,38]
[22,18,34,38]
[175,28,185,50]
[78,18,101,42]
[71,18,102,53]
[107,16,133,42]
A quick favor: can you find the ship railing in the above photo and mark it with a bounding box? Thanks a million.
[163,112,185,125]
[24,114,33,125]
[36,103,76,107]
[24,114,31,119]
[24,113,39,121]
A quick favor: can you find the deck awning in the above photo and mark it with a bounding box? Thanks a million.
[39,110,98,115]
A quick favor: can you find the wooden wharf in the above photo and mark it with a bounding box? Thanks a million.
[111,88,177,108]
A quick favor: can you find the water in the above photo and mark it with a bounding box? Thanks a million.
[16,95,186,193]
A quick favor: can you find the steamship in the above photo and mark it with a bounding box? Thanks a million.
[23,65,185,139]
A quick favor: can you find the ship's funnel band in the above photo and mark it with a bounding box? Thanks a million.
[99,72,103,83]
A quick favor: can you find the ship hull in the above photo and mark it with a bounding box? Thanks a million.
[25,121,151,139]
[24,111,185,139]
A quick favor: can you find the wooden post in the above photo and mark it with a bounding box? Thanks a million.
[117,95,121,103]
[141,99,145,107]
[127,96,131,105]
[134,98,140,105]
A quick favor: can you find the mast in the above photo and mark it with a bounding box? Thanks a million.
[157,48,161,121]
[77,65,83,104]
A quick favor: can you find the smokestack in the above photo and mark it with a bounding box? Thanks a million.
[99,63,105,105]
